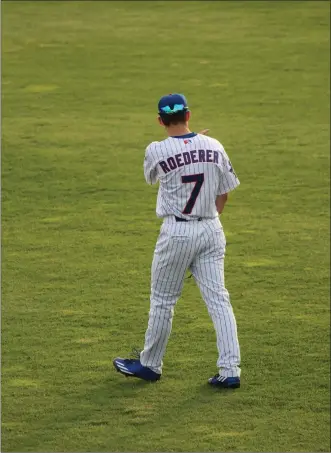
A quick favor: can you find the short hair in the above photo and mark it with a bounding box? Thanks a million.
[159,110,187,127]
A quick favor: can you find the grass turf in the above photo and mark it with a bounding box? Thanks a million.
[2,1,330,451]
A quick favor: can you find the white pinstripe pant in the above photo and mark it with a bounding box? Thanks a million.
[140,216,241,378]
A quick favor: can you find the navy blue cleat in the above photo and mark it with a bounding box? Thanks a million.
[208,374,240,388]
[113,358,161,382]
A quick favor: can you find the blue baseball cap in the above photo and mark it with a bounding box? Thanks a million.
[158,93,189,115]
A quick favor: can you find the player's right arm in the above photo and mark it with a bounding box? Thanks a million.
[216,193,228,214]
[216,145,240,194]
[215,143,240,213]
[143,142,159,185]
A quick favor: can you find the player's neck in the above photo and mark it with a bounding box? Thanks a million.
[166,124,191,137]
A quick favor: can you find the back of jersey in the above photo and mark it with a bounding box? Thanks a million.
[144,133,240,219]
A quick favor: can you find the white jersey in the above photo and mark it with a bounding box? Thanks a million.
[143,132,240,219]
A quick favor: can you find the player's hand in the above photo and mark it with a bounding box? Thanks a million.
[199,129,210,135]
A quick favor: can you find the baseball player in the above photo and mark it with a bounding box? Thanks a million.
[114,94,241,388]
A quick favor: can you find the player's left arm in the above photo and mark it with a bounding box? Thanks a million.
[143,143,159,185]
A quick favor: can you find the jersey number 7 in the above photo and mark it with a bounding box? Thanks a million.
[182,173,204,214]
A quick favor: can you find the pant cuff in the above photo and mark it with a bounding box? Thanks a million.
[219,367,241,378]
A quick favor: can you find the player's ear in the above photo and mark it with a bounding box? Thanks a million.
[158,116,164,126]
[186,111,191,122]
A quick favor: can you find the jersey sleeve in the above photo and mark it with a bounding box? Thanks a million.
[143,143,159,185]
[217,149,240,195]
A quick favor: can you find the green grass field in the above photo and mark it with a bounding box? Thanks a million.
[2,1,330,451]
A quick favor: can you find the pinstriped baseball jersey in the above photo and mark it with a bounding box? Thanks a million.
[144,132,240,219]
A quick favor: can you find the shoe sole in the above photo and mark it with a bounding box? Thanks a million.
[227,382,240,389]
[209,382,240,389]
[113,360,160,382]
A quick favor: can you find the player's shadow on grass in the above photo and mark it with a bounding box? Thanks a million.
[197,382,239,395]
[113,378,157,388]
[110,375,239,396]
[105,375,160,395]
